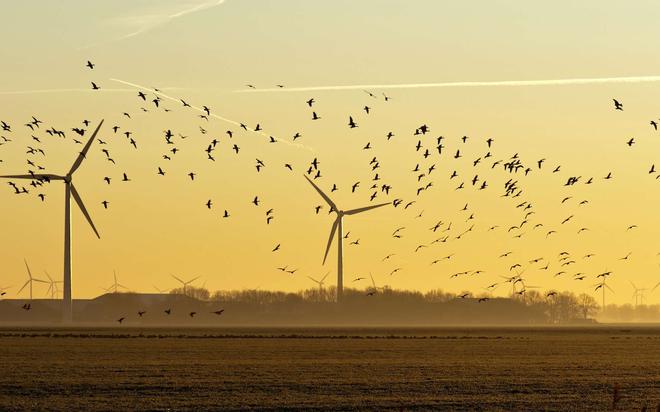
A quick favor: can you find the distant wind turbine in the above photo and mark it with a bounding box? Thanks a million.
[17,259,47,300]
[1,120,104,322]
[629,281,647,307]
[307,272,330,294]
[107,270,128,294]
[153,285,171,294]
[304,175,389,302]
[171,274,200,296]
[44,271,63,299]
[594,277,614,310]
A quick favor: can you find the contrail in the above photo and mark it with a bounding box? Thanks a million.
[119,0,226,41]
[234,75,660,93]
[110,78,314,152]
[80,0,226,50]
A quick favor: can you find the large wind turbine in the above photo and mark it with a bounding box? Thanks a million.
[1,120,104,322]
[304,175,389,302]
[17,259,47,300]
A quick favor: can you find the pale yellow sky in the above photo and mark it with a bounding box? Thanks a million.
[1,1,660,304]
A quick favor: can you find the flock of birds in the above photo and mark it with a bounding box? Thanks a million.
[1,60,660,325]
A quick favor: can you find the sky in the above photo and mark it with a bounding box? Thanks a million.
[1,0,660,304]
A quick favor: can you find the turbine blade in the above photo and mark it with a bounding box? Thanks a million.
[605,284,615,293]
[187,276,201,284]
[306,276,318,283]
[653,282,660,292]
[70,184,100,239]
[24,259,32,279]
[344,202,389,216]
[321,272,330,282]
[17,280,29,294]
[171,274,185,284]
[0,174,64,181]
[322,218,339,265]
[304,175,337,211]
[69,119,104,175]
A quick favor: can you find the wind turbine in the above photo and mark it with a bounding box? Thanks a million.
[594,278,614,310]
[44,271,63,299]
[171,274,200,296]
[17,259,47,300]
[107,270,128,293]
[630,281,647,307]
[153,285,171,294]
[1,120,104,322]
[307,271,330,294]
[369,273,382,294]
[304,175,389,302]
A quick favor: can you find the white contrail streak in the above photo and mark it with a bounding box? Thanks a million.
[110,78,313,152]
[234,75,660,93]
[118,0,226,40]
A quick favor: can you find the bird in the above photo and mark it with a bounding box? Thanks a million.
[91,82,100,90]
[86,60,95,69]
[212,309,225,315]
[613,99,623,111]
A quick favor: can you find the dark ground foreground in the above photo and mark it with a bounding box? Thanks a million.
[0,326,658,411]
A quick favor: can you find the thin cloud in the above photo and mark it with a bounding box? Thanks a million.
[117,0,226,41]
[234,75,660,93]
[80,0,227,49]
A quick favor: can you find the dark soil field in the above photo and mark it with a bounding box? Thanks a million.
[0,326,658,411]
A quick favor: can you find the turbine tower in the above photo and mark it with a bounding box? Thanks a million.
[1,120,104,322]
[304,175,389,302]
[17,259,47,300]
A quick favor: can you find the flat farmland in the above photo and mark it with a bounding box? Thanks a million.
[0,327,658,411]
